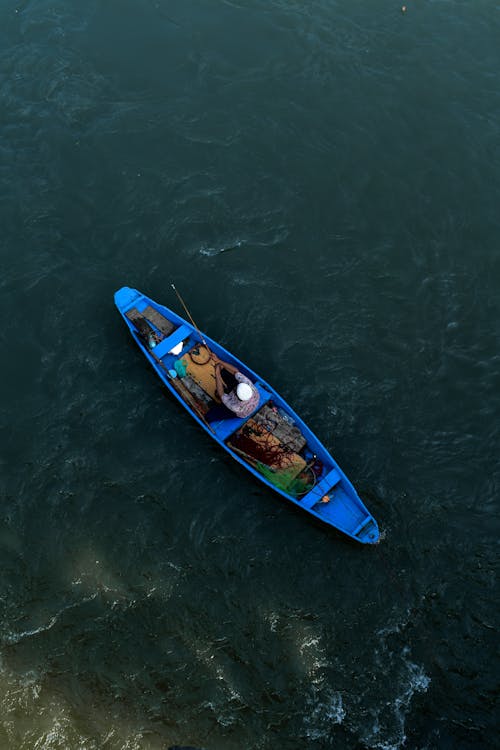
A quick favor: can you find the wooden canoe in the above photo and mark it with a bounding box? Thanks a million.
[114,287,380,544]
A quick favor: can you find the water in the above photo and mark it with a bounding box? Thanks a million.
[1,1,499,748]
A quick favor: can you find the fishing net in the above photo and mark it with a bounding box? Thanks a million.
[133,317,153,342]
[229,424,300,470]
[228,420,316,497]
[131,316,163,349]
[256,462,315,497]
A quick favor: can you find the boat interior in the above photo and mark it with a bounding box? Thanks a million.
[124,301,376,539]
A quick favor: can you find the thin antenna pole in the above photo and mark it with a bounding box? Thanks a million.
[171,283,208,347]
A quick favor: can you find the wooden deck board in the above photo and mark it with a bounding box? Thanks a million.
[126,306,176,336]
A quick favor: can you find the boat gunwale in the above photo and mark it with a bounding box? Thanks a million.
[115,287,380,544]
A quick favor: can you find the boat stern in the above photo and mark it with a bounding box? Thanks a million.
[352,515,380,544]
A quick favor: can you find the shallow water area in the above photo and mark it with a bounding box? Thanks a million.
[1,1,499,748]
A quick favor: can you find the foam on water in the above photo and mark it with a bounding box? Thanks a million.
[3,594,99,647]
[350,617,431,750]
[199,240,243,257]
[303,686,346,741]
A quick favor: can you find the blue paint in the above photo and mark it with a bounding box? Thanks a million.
[114,287,379,545]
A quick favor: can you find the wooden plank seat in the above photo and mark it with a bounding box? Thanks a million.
[152,325,191,359]
[300,467,342,509]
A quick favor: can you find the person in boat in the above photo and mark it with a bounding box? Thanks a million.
[208,355,260,420]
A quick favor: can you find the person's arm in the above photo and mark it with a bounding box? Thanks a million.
[212,356,239,376]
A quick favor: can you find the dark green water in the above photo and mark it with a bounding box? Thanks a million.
[1,1,499,748]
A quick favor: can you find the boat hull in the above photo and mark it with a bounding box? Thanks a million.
[114,287,380,544]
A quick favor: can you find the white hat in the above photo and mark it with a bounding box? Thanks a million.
[236,383,253,401]
[169,341,184,356]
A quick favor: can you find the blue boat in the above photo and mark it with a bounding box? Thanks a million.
[114,286,380,544]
